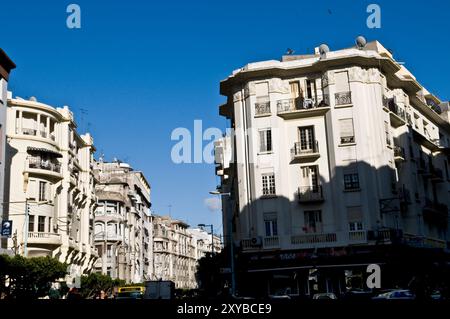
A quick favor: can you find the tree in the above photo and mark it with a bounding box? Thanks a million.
[0,254,67,299]
[79,273,125,298]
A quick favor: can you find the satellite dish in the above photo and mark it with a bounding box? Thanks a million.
[318,44,330,58]
[29,96,37,102]
[355,36,367,49]
[286,48,295,55]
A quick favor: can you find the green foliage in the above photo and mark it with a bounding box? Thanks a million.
[0,254,67,299]
[79,273,125,298]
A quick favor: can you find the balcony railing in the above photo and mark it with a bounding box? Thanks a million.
[291,233,337,245]
[263,236,279,248]
[28,232,61,245]
[291,141,320,162]
[28,157,61,173]
[22,128,37,136]
[349,231,367,243]
[298,186,323,202]
[277,98,320,112]
[255,102,271,116]
[334,91,352,105]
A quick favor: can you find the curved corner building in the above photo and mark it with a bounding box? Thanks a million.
[4,96,97,283]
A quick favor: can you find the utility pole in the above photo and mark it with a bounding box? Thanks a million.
[23,199,29,257]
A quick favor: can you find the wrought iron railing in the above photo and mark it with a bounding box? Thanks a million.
[335,91,352,105]
[255,101,271,116]
[298,185,323,202]
[28,157,61,173]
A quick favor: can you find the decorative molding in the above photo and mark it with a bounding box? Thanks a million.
[269,78,289,94]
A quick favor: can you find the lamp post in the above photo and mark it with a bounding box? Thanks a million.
[209,190,235,297]
[198,223,214,256]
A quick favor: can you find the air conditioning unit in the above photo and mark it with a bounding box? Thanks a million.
[250,236,262,247]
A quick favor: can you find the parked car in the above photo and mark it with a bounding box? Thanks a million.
[342,289,376,300]
[372,289,415,300]
[312,293,338,300]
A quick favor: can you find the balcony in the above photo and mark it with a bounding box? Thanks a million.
[276,97,330,119]
[291,233,337,245]
[367,229,403,243]
[383,96,406,128]
[393,146,405,162]
[349,231,367,244]
[298,186,324,203]
[334,91,352,106]
[28,232,62,246]
[263,236,279,248]
[26,157,62,179]
[22,128,37,136]
[291,141,320,163]
[254,102,271,117]
[423,199,448,226]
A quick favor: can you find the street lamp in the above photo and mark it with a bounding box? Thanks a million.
[198,223,214,256]
[209,190,235,297]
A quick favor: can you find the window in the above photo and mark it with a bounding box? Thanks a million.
[264,213,278,237]
[304,210,322,233]
[344,171,360,190]
[299,126,315,151]
[290,81,302,99]
[29,215,35,232]
[259,129,272,153]
[262,174,276,196]
[48,217,52,233]
[385,121,391,146]
[305,79,316,99]
[38,216,45,232]
[39,181,46,201]
[301,166,320,190]
[347,207,363,231]
[339,118,355,144]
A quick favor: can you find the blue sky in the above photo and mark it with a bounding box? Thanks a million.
[1,0,449,234]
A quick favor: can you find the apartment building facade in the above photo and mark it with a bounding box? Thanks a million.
[3,96,98,284]
[93,160,152,283]
[152,215,222,289]
[216,39,450,296]
[0,50,15,256]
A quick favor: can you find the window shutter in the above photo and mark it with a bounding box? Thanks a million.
[335,71,350,92]
[255,82,269,101]
[259,130,266,152]
[27,179,37,200]
[339,119,354,138]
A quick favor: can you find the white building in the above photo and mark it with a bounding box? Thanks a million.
[0,50,15,255]
[152,215,222,289]
[216,39,450,296]
[4,95,97,284]
[93,160,152,283]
